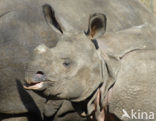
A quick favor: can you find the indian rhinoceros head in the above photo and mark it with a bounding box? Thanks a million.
[24,4,107,102]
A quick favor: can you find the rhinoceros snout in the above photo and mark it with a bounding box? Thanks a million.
[34,71,46,82]
[24,71,48,90]
[24,70,46,84]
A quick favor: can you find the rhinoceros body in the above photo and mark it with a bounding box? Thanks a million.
[98,23,156,58]
[1,0,156,120]
[109,50,156,121]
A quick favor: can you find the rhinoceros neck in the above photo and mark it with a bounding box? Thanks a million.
[73,50,118,117]
[86,50,117,115]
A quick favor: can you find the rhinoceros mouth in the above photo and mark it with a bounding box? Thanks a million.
[24,71,49,90]
[23,81,47,90]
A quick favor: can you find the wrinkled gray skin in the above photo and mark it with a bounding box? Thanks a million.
[1,0,156,120]
[24,3,156,121]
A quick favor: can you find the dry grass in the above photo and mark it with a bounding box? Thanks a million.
[139,0,156,14]
[140,0,153,9]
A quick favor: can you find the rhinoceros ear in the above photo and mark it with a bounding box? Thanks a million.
[85,13,107,39]
[42,4,63,34]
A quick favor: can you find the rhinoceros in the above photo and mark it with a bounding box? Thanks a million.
[1,0,156,120]
[24,4,156,121]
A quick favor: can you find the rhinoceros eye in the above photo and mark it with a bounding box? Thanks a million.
[63,59,72,67]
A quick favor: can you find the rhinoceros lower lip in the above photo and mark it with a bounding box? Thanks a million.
[23,82,45,90]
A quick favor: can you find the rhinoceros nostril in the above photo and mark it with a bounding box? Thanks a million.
[36,71,44,75]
